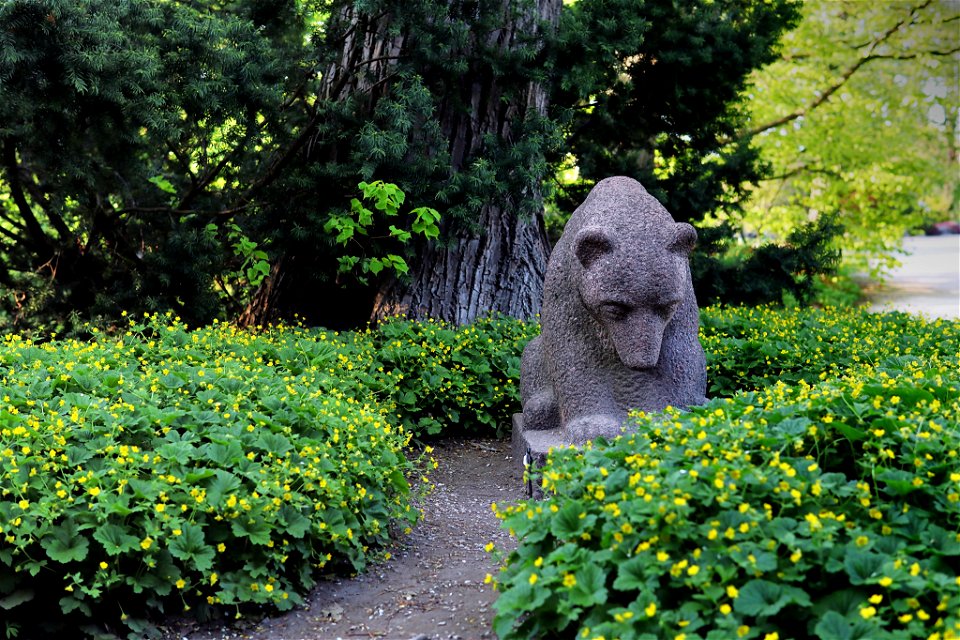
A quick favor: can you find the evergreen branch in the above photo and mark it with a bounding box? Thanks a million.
[241,112,322,203]
[1,141,50,248]
[117,203,252,218]
[166,141,198,184]
[177,150,237,210]
[21,176,71,241]
[0,205,27,233]
[741,0,934,141]
[0,221,24,243]
[116,206,198,215]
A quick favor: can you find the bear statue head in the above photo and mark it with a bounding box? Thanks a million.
[574,221,697,370]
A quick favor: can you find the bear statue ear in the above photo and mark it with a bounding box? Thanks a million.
[574,227,615,268]
[669,223,697,254]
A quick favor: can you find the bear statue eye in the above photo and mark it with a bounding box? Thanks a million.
[655,299,681,319]
[599,302,630,319]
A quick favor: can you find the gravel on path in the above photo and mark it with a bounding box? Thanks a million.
[163,439,525,640]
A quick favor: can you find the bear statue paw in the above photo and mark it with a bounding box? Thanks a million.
[564,414,625,445]
[522,391,560,431]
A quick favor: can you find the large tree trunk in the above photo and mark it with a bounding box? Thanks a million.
[372,0,558,324]
[372,198,550,323]
[239,0,559,328]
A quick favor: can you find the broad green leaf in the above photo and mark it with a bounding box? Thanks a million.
[206,469,242,506]
[612,555,647,591]
[168,523,215,572]
[42,522,89,563]
[550,501,585,539]
[843,549,885,584]
[734,579,809,617]
[231,516,273,545]
[0,589,34,610]
[568,563,607,608]
[148,175,176,194]
[814,611,853,640]
[93,523,140,556]
[257,432,293,455]
[280,505,311,539]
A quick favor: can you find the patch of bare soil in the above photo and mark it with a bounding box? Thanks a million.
[163,439,524,640]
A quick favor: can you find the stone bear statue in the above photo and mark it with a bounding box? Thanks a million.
[520,176,707,445]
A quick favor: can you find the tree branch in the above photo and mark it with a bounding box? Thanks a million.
[21,175,71,240]
[760,163,844,182]
[741,0,937,140]
[0,221,24,243]
[1,141,50,248]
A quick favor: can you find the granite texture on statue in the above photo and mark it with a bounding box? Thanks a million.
[515,176,707,465]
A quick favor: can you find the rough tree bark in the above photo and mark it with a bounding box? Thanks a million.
[371,0,558,324]
[238,0,559,328]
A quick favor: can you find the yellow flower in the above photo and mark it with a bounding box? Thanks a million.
[534,556,543,568]
[140,537,153,550]
[175,579,186,589]
[859,606,877,619]
[528,573,538,585]
[563,573,577,588]
[645,602,657,617]
[726,585,739,599]
[88,487,101,497]
[17,500,29,510]
[99,561,108,570]
[764,634,779,640]
[868,594,883,605]
[737,626,750,638]
[484,542,495,552]
[720,604,732,615]
[879,576,893,587]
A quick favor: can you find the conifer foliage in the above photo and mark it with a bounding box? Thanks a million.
[1,0,801,331]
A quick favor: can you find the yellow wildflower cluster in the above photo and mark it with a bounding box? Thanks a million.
[492,308,959,639]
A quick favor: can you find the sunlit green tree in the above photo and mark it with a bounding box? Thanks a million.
[740,0,959,273]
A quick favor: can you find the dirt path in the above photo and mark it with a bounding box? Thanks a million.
[164,439,524,640]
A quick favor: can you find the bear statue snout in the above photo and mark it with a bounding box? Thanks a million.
[617,339,662,370]
[609,315,666,371]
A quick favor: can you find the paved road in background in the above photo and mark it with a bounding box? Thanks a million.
[867,234,960,319]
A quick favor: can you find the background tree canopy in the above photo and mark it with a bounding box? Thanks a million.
[739,0,959,274]
[9,0,946,332]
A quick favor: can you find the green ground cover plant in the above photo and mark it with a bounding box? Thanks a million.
[363,315,539,438]
[700,306,952,397]
[491,309,960,640]
[0,314,422,638]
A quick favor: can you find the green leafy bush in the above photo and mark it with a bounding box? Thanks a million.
[0,314,421,637]
[701,306,954,397]
[492,311,960,640]
[364,315,539,438]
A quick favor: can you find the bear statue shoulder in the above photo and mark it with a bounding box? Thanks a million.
[520,176,707,445]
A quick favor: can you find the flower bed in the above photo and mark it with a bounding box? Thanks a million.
[492,309,960,640]
[0,315,420,637]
